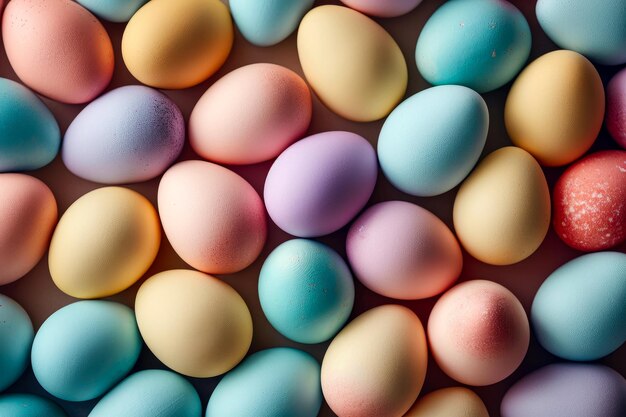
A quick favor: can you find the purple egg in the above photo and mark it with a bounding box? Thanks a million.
[62,85,184,184]
[607,67,626,149]
[264,131,377,237]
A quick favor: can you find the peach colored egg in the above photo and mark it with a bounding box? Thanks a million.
[0,174,57,285]
[404,387,489,417]
[189,63,312,165]
[158,160,267,274]
[2,0,114,104]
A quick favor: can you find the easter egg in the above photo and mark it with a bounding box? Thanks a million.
[189,63,312,165]
[259,239,355,344]
[339,0,422,18]
[321,305,428,417]
[415,0,531,93]
[505,50,604,166]
[122,0,233,89]
[135,270,253,378]
[2,0,113,104]
[48,187,160,299]
[404,387,489,417]
[453,147,551,265]
[297,5,407,121]
[607,68,626,148]
[0,394,67,417]
[377,85,488,196]
[0,295,33,391]
[206,348,322,417]
[31,301,142,401]
[76,0,148,22]
[63,85,184,184]
[264,131,377,237]
[428,280,530,386]
[158,161,266,274]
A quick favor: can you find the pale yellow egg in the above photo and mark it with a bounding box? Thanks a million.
[404,387,489,417]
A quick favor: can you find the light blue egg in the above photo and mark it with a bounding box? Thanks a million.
[0,394,67,417]
[415,0,531,93]
[31,301,142,401]
[0,295,33,392]
[531,252,626,361]
[230,0,314,46]
[0,78,60,172]
[206,348,322,417]
[259,239,355,344]
[76,0,149,23]
[377,85,488,197]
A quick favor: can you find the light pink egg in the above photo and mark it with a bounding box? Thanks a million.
[340,0,422,17]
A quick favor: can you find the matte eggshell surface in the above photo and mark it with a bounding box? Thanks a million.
[76,0,149,23]
[0,394,67,417]
[607,68,626,148]
[0,295,33,391]
[340,0,422,17]
[404,387,489,417]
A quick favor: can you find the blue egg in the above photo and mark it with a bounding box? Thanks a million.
[76,0,149,22]
[531,252,626,361]
[259,239,354,344]
[0,394,67,417]
[0,78,60,172]
[31,301,142,401]
[0,295,33,391]
[415,0,531,93]
[378,85,488,197]
[206,348,322,417]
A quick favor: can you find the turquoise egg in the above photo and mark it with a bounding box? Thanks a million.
[0,78,60,172]
[531,252,626,361]
[259,239,355,344]
[206,348,322,417]
[0,394,67,417]
[76,0,148,22]
[0,295,33,391]
[415,0,531,93]
[31,301,142,401]
[377,85,488,197]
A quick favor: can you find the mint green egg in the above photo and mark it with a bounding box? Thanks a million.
[0,394,67,417]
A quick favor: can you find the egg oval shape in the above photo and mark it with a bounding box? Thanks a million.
[264,131,377,237]
[63,85,184,184]
[76,0,148,22]
[404,387,489,417]
[31,301,142,401]
[0,394,67,417]
[321,305,428,417]
[135,270,253,378]
[339,0,422,18]
[189,63,312,165]
[453,146,551,265]
[377,85,488,196]
[0,295,33,391]
[158,160,266,274]
[2,0,114,104]
[122,0,233,89]
[297,5,407,121]
[48,187,160,299]
[206,348,322,417]
[505,50,604,166]
[607,68,626,149]
[415,0,531,93]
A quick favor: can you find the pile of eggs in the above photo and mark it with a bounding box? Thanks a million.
[0,0,625,416]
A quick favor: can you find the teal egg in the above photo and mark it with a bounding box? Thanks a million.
[531,252,626,361]
[0,394,67,417]
[259,239,355,344]
[0,295,33,391]
[415,0,531,93]
[206,348,322,417]
[0,78,60,172]
[76,0,149,22]
[377,85,488,197]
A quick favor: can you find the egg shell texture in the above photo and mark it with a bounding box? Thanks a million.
[0,295,33,391]
[76,0,149,22]
[607,68,626,149]
[404,387,489,417]
[339,0,422,18]
[0,394,67,417]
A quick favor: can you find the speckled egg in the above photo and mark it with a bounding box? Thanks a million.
[339,0,422,17]
[0,394,67,417]
[76,0,148,22]
[0,295,33,391]
[404,387,489,417]
[607,68,626,149]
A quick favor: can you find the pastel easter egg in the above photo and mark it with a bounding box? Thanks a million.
[415,0,531,93]
[158,160,266,274]
[122,0,233,89]
[63,85,184,184]
[607,68,626,149]
[76,0,148,22]
[377,85,488,196]
[0,295,33,391]
[297,5,407,121]
[135,270,253,378]
[505,50,604,166]
[189,63,312,165]
[322,305,428,417]
[339,0,422,18]
[0,78,60,172]
[0,174,57,285]
[2,0,113,104]
[206,348,322,417]
[0,394,67,417]
[453,147,551,265]
[264,131,377,237]
[31,301,142,401]
[404,387,489,417]
[259,239,355,344]
[48,187,160,299]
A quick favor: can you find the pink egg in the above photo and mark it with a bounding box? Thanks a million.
[0,174,57,285]
[2,0,114,104]
[607,68,626,149]
[189,63,312,165]
[158,160,267,274]
[347,201,462,300]
[340,0,422,17]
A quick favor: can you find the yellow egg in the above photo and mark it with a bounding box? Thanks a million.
[453,147,550,265]
[505,50,604,166]
[297,5,407,122]
[404,387,489,417]
[48,187,160,298]
[122,0,233,89]
[135,269,253,378]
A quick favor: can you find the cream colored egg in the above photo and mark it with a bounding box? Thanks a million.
[404,387,489,417]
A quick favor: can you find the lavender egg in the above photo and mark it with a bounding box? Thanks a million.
[62,85,184,184]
